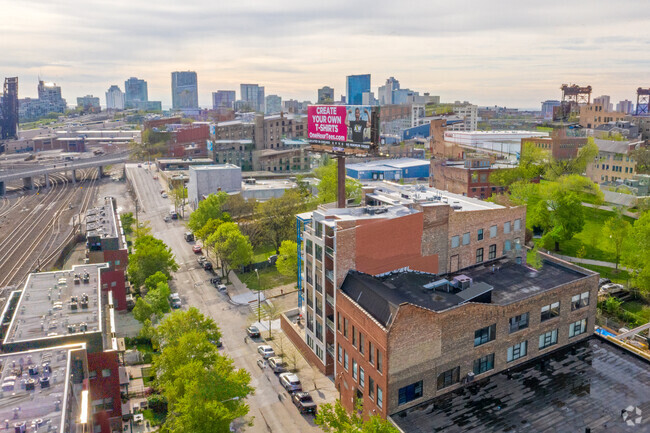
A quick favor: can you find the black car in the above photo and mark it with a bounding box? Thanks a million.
[210,277,222,286]
[246,326,260,338]
[202,261,213,271]
[291,392,317,414]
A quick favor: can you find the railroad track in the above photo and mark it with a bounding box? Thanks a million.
[0,168,100,287]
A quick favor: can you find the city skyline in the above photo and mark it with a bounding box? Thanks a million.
[2,0,648,109]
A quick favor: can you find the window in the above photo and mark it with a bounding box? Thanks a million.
[338,344,342,363]
[111,281,117,287]
[359,333,365,355]
[541,302,560,322]
[92,398,114,413]
[476,248,484,263]
[359,367,365,388]
[102,369,111,378]
[369,342,374,365]
[316,345,323,359]
[369,377,375,400]
[474,324,496,346]
[398,381,423,405]
[89,370,97,379]
[315,321,323,341]
[477,228,484,241]
[489,225,497,238]
[337,312,341,332]
[115,260,120,266]
[344,351,349,370]
[315,245,323,261]
[352,326,357,347]
[504,240,511,252]
[571,292,590,310]
[451,235,460,248]
[473,354,494,375]
[509,313,529,333]
[307,335,313,349]
[507,341,527,362]
[539,329,558,349]
[462,232,470,245]
[352,359,358,380]
[569,319,587,337]
[489,244,497,259]
[437,366,460,390]
[315,297,322,316]
[377,350,383,373]
[377,386,383,408]
[504,221,511,234]
[344,318,348,338]
[514,219,521,230]
[94,424,102,433]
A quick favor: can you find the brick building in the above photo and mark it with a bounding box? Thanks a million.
[521,129,588,160]
[585,139,645,183]
[169,122,211,157]
[87,351,124,432]
[430,158,511,199]
[579,104,626,129]
[287,181,526,375]
[335,254,598,418]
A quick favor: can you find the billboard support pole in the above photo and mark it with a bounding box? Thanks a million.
[337,155,346,208]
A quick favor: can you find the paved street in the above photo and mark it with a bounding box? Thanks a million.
[125,163,324,433]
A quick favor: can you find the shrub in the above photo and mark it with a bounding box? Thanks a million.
[147,394,168,415]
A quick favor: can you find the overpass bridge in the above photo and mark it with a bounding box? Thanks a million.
[0,152,130,195]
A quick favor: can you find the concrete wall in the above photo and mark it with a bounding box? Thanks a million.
[188,165,242,209]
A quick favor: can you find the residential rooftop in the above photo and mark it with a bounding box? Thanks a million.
[346,157,430,171]
[188,164,240,172]
[3,264,105,346]
[85,197,118,240]
[363,180,506,211]
[315,204,418,227]
[339,259,590,327]
[391,337,650,432]
[0,344,89,433]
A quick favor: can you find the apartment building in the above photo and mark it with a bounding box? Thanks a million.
[585,139,643,183]
[430,158,511,199]
[335,254,597,418]
[579,104,626,129]
[290,182,526,375]
[521,129,588,160]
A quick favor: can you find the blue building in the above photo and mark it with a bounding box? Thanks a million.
[346,157,430,181]
[346,74,371,106]
[401,123,431,141]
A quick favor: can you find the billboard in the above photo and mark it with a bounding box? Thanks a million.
[308,105,379,152]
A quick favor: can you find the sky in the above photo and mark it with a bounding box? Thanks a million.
[1,0,649,110]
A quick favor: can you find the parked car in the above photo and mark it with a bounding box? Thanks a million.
[210,277,222,286]
[279,373,302,393]
[210,339,223,348]
[257,345,275,359]
[268,357,287,373]
[247,326,260,338]
[599,278,612,287]
[137,164,142,168]
[192,245,202,254]
[161,192,168,198]
[217,284,227,292]
[169,293,182,309]
[184,232,195,242]
[600,283,625,294]
[202,261,213,271]
[164,215,171,222]
[198,256,208,265]
[291,392,317,414]
[256,358,267,369]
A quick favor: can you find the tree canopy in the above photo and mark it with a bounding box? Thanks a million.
[255,189,306,253]
[315,399,399,433]
[128,235,179,288]
[315,161,362,205]
[276,240,298,278]
[207,223,253,278]
[188,192,229,233]
[602,208,630,270]
[120,212,135,236]
[622,211,650,294]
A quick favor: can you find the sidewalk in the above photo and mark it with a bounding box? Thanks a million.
[547,251,630,271]
[226,268,267,305]
[582,202,639,219]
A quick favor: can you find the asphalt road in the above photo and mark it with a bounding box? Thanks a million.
[126,163,321,433]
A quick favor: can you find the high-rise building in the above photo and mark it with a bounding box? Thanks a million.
[616,100,634,114]
[541,100,561,120]
[124,77,148,105]
[346,74,371,106]
[362,91,377,106]
[1,77,19,140]
[593,95,612,112]
[76,95,101,111]
[317,86,334,104]
[105,85,125,110]
[38,80,63,104]
[378,77,400,105]
[212,90,236,110]
[171,71,199,109]
[240,83,265,112]
[265,95,282,114]
[18,79,67,122]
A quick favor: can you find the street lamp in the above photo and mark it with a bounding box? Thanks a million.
[255,269,261,323]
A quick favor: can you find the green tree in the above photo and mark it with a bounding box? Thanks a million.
[170,185,188,218]
[539,188,584,252]
[630,147,650,174]
[602,209,631,270]
[315,399,399,433]
[622,211,650,294]
[188,192,229,233]
[144,282,172,315]
[128,235,179,288]
[256,189,306,253]
[490,142,548,187]
[154,307,222,348]
[145,271,169,292]
[120,212,135,236]
[223,194,256,219]
[276,240,298,278]
[133,298,155,323]
[315,161,362,205]
[544,139,599,180]
[208,223,253,278]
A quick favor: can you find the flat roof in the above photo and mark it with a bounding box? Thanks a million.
[4,264,105,345]
[347,157,429,171]
[363,181,505,211]
[156,158,213,164]
[0,345,88,433]
[391,337,650,432]
[86,197,119,239]
[189,164,240,171]
[339,260,589,326]
[316,204,418,226]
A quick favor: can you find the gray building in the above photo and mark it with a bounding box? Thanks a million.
[265,94,282,115]
[188,164,242,209]
[172,71,199,110]
[318,86,334,104]
[76,95,101,111]
[124,77,148,106]
[240,83,265,113]
[18,80,67,122]
[212,90,236,110]
[106,85,125,110]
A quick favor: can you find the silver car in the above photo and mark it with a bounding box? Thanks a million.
[279,372,302,393]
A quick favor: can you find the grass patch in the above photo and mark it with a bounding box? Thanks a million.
[531,207,634,263]
[621,301,650,324]
[141,366,155,385]
[252,243,277,263]
[578,264,630,285]
[237,265,294,291]
[142,409,166,426]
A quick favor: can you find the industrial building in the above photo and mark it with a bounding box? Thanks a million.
[187,164,242,209]
[335,254,597,418]
[443,130,548,156]
[284,181,526,375]
[430,158,514,199]
[521,129,588,161]
[346,158,430,181]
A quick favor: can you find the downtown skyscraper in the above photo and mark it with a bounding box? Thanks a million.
[172,71,199,110]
